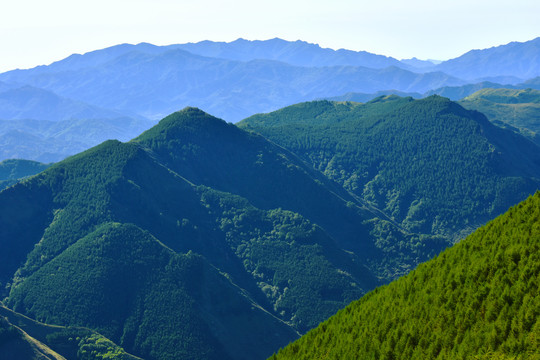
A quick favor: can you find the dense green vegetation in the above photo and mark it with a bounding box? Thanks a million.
[1,303,140,360]
[240,96,540,242]
[271,192,540,359]
[459,88,540,144]
[133,107,446,282]
[2,102,539,359]
[7,222,298,360]
[0,159,50,190]
[2,108,425,359]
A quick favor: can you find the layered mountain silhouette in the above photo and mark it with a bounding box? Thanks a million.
[174,38,404,69]
[435,37,540,81]
[1,37,538,123]
[0,37,539,162]
[0,116,154,162]
[0,47,466,122]
[0,85,153,162]
[0,86,131,121]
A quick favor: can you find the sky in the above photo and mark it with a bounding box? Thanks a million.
[0,0,539,73]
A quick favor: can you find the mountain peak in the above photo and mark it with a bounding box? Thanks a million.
[133,107,233,144]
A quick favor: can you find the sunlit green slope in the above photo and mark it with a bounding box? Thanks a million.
[272,192,540,359]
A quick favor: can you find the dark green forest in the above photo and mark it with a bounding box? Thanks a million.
[271,192,540,359]
[1,108,393,359]
[1,99,540,360]
[0,159,50,191]
[240,96,540,241]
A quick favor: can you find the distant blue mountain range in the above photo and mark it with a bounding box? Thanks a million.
[0,37,538,161]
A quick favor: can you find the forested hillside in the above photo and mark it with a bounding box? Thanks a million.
[0,108,438,359]
[0,159,50,190]
[240,96,540,241]
[271,192,540,359]
[2,99,540,360]
[459,88,540,144]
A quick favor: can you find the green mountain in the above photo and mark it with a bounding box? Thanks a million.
[239,96,540,241]
[459,88,540,144]
[271,191,540,359]
[3,102,539,359]
[0,159,51,191]
[2,108,430,359]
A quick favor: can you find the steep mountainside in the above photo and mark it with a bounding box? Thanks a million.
[271,192,540,359]
[239,96,540,240]
[0,108,440,359]
[459,88,540,144]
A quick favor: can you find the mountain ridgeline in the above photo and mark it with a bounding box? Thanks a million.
[0,37,539,163]
[0,107,420,359]
[1,96,540,359]
[239,95,540,241]
[271,192,540,359]
[458,88,540,145]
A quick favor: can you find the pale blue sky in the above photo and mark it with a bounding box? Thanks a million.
[1,0,539,72]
